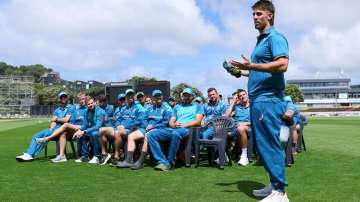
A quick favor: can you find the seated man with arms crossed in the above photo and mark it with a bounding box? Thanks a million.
[147,88,204,171]
[200,87,227,140]
[72,97,105,164]
[16,92,73,162]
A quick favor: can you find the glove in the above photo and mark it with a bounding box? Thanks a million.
[223,60,242,78]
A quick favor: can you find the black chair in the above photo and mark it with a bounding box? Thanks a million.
[45,137,77,158]
[194,116,234,169]
[296,115,308,152]
[285,135,294,166]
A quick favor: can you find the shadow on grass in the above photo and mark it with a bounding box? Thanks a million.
[216,180,265,199]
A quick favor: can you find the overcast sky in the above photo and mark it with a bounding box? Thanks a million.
[0,0,359,97]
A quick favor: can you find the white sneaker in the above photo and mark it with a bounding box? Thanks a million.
[214,154,229,165]
[88,156,99,164]
[238,156,249,166]
[259,190,289,202]
[51,155,67,163]
[16,153,34,162]
[253,184,273,197]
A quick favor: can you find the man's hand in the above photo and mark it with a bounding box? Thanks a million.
[175,122,182,128]
[283,110,294,121]
[73,130,85,139]
[73,125,81,131]
[51,117,58,122]
[230,55,251,70]
[146,125,154,131]
[231,94,239,105]
[117,125,125,131]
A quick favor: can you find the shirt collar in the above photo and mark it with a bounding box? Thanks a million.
[257,26,274,40]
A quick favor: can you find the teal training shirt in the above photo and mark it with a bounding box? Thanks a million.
[203,101,227,123]
[248,26,289,101]
[146,102,173,129]
[172,102,204,125]
[53,104,73,128]
[233,104,250,123]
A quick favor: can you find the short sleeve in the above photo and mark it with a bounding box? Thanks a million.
[171,106,178,119]
[196,105,204,115]
[53,108,59,116]
[269,33,289,59]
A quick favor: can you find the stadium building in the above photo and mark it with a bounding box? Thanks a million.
[287,78,360,108]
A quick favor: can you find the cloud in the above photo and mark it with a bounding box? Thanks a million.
[0,0,219,70]
[199,0,360,83]
[276,0,360,30]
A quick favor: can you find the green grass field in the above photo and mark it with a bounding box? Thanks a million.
[0,117,359,201]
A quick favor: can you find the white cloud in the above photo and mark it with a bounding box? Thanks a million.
[0,0,219,70]
[276,0,360,30]
[199,0,360,83]
[287,24,360,80]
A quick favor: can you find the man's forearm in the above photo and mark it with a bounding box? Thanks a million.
[182,120,201,128]
[225,102,235,117]
[56,117,69,123]
[250,58,288,73]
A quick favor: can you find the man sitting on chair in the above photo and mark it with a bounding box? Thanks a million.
[16,91,73,162]
[109,89,147,167]
[116,89,172,169]
[225,89,251,166]
[35,93,88,163]
[98,94,114,127]
[71,97,105,164]
[200,87,227,140]
[147,88,204,171]
[98,93,129,166]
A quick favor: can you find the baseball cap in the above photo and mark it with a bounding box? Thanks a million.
[125,89,135,96]
[284,96,293,102]
[58,91,68,99]
[182,88,193,95]
[152,90,162,97]
[117,93,126,100]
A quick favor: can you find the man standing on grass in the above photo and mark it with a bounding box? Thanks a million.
[16,92,73,162]
[229,0,290,201]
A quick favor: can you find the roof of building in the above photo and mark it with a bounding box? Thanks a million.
[287,78,351,83]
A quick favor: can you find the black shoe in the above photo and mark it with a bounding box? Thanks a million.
[116,161,134,168]
[130,161,144,170]
[99,154,111,165]
[75,156,90,163]
[109,158,121,167]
